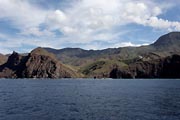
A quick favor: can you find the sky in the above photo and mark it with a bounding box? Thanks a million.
[0,0,180,54]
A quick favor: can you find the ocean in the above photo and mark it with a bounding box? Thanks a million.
[0,79,180,120]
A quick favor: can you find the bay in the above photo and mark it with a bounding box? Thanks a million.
[0,79,180,120]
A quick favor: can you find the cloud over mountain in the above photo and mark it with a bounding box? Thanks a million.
[0,0,180,53]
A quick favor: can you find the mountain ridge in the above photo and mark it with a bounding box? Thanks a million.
[0,32,180,78]
[44,32,180,68]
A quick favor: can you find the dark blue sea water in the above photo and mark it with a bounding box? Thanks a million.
[0,79,180,120]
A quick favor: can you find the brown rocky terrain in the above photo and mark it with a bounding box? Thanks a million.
[0,54,7,65]
[0,48,79,78]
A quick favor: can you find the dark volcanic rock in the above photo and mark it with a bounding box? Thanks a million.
[130,60,163,78]
[110,67,133,78]
[110,54,180,79]
[0,48,79,78]
[0,52,27,78]
[161,54,180,78]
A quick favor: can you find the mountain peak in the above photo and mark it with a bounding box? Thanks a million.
[153,32,180,47]
[30,47,56,59]
[31,47,48,54]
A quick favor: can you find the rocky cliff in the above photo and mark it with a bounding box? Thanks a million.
[0,48,79,78]
[109,54,180,78]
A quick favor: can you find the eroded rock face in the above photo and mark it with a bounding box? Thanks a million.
[0,48,79,78]
[0,51,26,78]
[109,67,133,78]
[23,55,57,78]
[110,54,180,79]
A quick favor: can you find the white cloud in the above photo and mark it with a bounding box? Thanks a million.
[146,17,180,31]
[0,0,50,36]
[45,0,180,43]
[0,0,180,53]
[0,32,61,54]
[0,0,48,27]
[113,42,149,48]
[20,27,54,37]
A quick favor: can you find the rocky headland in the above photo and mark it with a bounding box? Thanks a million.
[0,48,79,78]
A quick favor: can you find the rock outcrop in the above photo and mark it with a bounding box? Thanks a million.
[161,54,180,78]
[0,48,79,78]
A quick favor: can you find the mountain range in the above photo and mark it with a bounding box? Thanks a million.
[0,32,180,78]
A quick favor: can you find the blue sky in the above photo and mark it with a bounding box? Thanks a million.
[0,0,180,53]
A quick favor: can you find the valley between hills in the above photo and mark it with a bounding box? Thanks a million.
[0,32,180,79]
